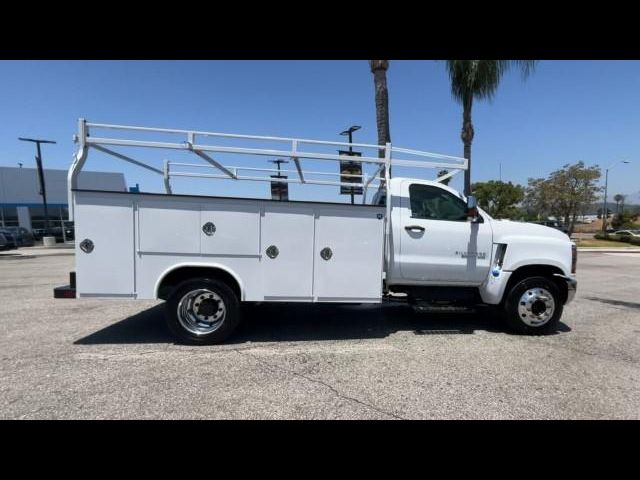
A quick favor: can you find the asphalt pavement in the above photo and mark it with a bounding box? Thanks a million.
[1,251,638,419]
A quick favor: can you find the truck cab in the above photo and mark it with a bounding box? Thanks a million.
[380,178,577,333]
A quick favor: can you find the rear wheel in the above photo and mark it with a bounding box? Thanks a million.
[502,276,562,335]
[165,278,241,344]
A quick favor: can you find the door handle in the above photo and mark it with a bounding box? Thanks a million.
[405,225,425,233]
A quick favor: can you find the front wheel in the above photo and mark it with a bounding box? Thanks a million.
[502,276,563,335]
[165,278,241,344]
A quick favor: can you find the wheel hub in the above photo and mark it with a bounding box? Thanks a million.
[518,288,555,327]
[177,289,226,335]
[195,297,219,318]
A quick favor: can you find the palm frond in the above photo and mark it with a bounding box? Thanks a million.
[446,60,537,104]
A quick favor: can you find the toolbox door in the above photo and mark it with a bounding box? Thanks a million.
[74,192,135,296]
[261,203,314,301]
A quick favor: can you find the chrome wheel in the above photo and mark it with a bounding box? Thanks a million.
[177,288,226,336]
[517,288,555,327]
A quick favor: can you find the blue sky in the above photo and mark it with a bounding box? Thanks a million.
[0,60,639,202]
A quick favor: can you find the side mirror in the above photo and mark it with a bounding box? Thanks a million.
[466,195,479,221]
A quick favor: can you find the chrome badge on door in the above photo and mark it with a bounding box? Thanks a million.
[455,251,486,259]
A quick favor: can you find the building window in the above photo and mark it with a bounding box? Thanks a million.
[0,206,18,227]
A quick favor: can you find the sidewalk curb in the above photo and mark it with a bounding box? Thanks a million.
[578,248,640,253]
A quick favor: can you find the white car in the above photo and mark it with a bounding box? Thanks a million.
[614,230,640,238]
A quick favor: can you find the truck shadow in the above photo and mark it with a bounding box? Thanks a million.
[74,303,571,345]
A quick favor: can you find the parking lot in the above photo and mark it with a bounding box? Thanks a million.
[1,250,639,419]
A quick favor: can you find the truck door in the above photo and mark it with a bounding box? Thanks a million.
[398,181,492,284]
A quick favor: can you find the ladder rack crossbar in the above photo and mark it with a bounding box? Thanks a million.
[68,119,468,220]
[87,121,384,151]
[169,171,382,189]
[167,163,371,179]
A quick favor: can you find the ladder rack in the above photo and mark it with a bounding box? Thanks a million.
[68,119,468,219]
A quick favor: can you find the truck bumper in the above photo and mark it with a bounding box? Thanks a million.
[54,271,76,299]
[554,274,577,305]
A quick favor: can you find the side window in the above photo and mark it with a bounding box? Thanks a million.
[409,184,468,221]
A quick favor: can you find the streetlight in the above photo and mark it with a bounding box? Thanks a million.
[18,137,57,238]
[340,125,361,154]
[601,160,630,235]
[269,159,289,201]
[339,126,362,205]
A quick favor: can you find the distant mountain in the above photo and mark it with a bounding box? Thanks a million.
[624,191,640,205]
[584,193,639,215]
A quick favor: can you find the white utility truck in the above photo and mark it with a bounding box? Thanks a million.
[55,120,577,344]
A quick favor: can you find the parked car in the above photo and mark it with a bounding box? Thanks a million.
[614,229,640,238]
[32,223,75,242]
[31,228,44,241]
[4,226,35,246]
[51,223,74,242]
[530,220,569,235]
[0,233,7,250]
[0,228,18,250]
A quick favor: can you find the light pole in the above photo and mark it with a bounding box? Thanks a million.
[18,137,57,237]
[340,125,361,154]
[339,125,361,205]
[269,159,288,201]
[601,160,630,235]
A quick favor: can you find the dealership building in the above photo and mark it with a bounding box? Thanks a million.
[0,166,127,230]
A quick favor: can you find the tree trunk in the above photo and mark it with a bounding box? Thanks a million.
[461,95,474,196]
[569,212,577,237]
[370,60,391,180]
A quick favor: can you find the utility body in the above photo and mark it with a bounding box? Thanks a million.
[55,120,577,343]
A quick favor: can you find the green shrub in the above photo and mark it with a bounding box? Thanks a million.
[594,233,633,242]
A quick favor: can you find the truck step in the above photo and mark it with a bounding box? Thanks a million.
[413,303,475,313]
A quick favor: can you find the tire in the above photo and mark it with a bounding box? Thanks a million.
[502,276,563,335]
[165,278,241,345]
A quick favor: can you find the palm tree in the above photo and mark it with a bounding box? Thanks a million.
[445,60,537,196]
[369,60,391,178]
[614,193,624,214]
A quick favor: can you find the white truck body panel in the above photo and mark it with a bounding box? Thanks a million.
[73,190,385,303]
[74,192,135,297]
[138,197,201,254]
[313,206,385,302]
[490,220,573,273]
[261,203,314,301]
